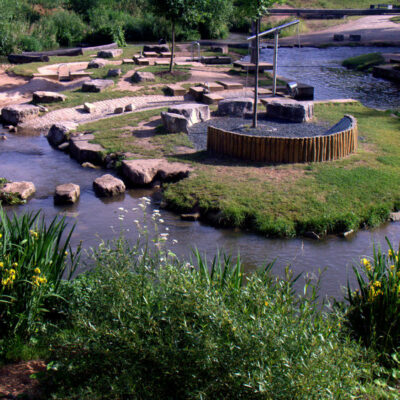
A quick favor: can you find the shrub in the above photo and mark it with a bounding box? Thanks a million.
[0,207,80,338]
[48,11,87,47]
[40,200,380,399]
[345,238,400,356]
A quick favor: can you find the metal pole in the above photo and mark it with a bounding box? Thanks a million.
[273,31,279,96]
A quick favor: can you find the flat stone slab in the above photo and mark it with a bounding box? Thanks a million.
[143,52,158,58]
[107,68,122,77]
[93,174,126,197]
[165,85,187,96]
[2,181,35,200]
[202,82,224,93]
[161,112,189,133]
[47,122,78,147]
[217,81,243,90]
[122,159,192,186]
[155,60,170,66]
[265,99,314,123]
[1,104,40,125]
[82,79,114,93]
[69,134,104,165]
[203,93,224,105]
[202,56,232,65]
[123,59,135,64]
[97,49,123,58]
[189,86,204,100]
[217,98,253,116]
[143,44,170,53]
[33,91,66,104]
[168,103,210,125]
[88,58,107,69]
[54,183,80,205]
[133,57,150,66]
[132,71,155,83]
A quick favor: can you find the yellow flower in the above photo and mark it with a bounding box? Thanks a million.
[0,233,2,239]
[390,264,395,270]
[373,281,382,288]
[361,258,372,271]
[12,262,18,268]
[264,301,269,307]
[376,289,383,296]
[0,262,3,268]
[64,251,68,256]
[34,267,41,274]
[389,249,394,257]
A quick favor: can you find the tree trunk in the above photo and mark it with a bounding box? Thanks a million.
[170,22,175,73]
[252,17,260,129]
[250,21,257,64]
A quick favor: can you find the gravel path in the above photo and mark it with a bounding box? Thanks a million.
[19,94,186,131]
[188,116,331,150]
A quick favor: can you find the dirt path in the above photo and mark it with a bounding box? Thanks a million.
[271,15,400,46]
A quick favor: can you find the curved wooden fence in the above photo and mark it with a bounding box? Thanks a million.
[207,115,357,163]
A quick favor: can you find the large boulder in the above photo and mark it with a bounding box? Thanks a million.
[32,91,66,104]
[88,58,107,69]
[47,122,78,147]
[82,79,114,93]
[93,174,126,197]
[2,181,35,200]
[217,98,253,117]
[107,68,122,77]
[265,99,314,123]
[1,105,40,125]
[161,112,189,133]
[54,183,80,205]
[69,134,104,165]
[143,44,169,53]
[122,159,192,186]
[131,71,155,83]
[167,103,210,125]
[97,49,123,58]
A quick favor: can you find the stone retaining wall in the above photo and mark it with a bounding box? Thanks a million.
[207,115,357,163]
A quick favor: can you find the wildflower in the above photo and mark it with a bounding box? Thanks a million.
[0,233,2,239]
[34,267,41,274]
[0,262,3,268]
[361,258,372,271]
[373,281,382,288]
[264,301,269,307]
[390,264,395,270]
[389,249,394,257]
[12,262,18,268]
[29,230,38,238]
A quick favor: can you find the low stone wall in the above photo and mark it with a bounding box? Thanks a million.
[207,115,357,163]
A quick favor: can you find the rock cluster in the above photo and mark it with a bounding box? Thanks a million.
[2,181,36,200]
[161,103,210,133]
[1,105,40,125]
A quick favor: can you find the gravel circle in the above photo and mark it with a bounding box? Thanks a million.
[188,115,331,151]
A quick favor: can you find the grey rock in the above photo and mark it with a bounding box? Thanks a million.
[84,102,96,113]
[390,211,400,222]
[82,79,114,93]
[131,71,155,83]
[47,122,78,147]
[107,68,122,77]
[114,106,124,114]
[88,58,107,69]
[8,126,17,132]
[333,34,345,42]
[349,34,361,41]
[38,105,48,113]
[93,174,126,197]
[8,54,49,64]
[180,213,201,221]
[202,56,232,65]
[32,91,66,104]
[58,142,69,152]
[122,159,192,186]
[81,162,99,169]
[0,134,7,140]
[69,134,104,165]
[161,112,189,133]
[143,44,169,53]
[2,181,35,200]
[168,103,210,125]
[125,103,135,112]
[54,183,80,205]
[1,104,40,125]
[97,49,123,58]
[217,98,253,117]
[265,99,314,123]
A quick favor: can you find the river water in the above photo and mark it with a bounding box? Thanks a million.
[2,46,400,298]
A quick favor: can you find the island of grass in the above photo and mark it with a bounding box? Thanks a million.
[342,52,385,71]
[0,178,24,205]
[76,101,400,238]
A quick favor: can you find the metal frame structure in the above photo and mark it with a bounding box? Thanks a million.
[247,20,300,96]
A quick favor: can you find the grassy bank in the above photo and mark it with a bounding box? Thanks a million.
[342,52,385,71]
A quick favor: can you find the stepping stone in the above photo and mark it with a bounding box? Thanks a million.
[189,86,204,101]
[125,103,136,112]
[202,82,224,93]
[165,85,187,96]
[54,183,80,205]
[159,52,172,58]
[217,98,253,116]
[143,51,158,57]
[155,60,170,66]
[132,71,155,83]
[69,134,104,165]
[47,122,77,147]
[33,91,66,104]
[211,45,228,54]
[107,68,122,77]
[82,79,114,93]
[203,93,224,105]
[161,112,189,133]
[2,181,35,200]
[83,102,96,113]
[93,174,126,197]
[133,57,150,66]
[114,106,124,114]
[217,81,243,90]
[168,104,210,125]
[123,59,135,64]
[88,58,107,69]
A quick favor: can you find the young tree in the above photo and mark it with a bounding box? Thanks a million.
[152,0,206,72]
[236,0,282,128]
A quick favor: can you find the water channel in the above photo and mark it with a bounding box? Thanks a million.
[2,46,400,299]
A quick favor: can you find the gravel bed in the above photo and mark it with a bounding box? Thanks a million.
[188,115,331,151]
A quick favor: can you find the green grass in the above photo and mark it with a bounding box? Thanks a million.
[0,178,23,205]
[391,16,400,24]
[342,52,385,71]
[84,63,136,81]
[163,103,400,237]
[78,108,193,158]
[134,65,191,85]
